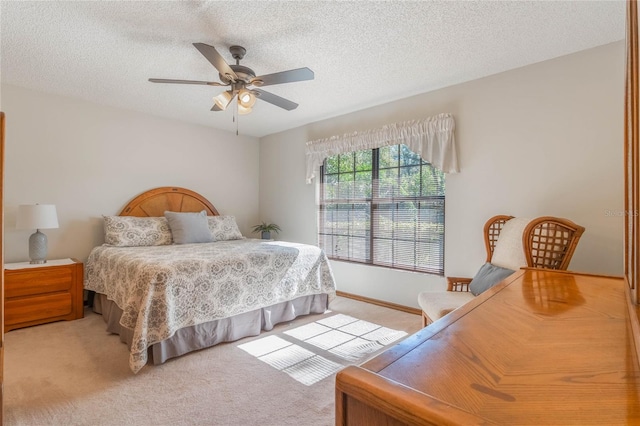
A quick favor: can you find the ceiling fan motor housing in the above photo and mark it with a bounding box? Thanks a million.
[221,64,256,84]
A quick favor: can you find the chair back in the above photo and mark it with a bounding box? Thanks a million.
[523,216,585,270]
[483,215,585,271]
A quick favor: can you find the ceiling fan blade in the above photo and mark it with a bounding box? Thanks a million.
[210,104,223,111]
[252,67,314,87]
[193,43,238,82]
[253,88,299,111]
[149,78,226,86]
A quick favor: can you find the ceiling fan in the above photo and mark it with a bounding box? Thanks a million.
[149,43,314,115]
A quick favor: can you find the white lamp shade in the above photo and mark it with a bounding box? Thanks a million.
[238,104,253,115]
[16,204,59,230]
[213,91,233,110]
[238,89,256,108]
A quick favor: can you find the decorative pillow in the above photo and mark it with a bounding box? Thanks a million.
[469,262,515,296]
[164,210,214,244]
[103,216,173,247]
[207,215,244,241]
[490,217,531,271]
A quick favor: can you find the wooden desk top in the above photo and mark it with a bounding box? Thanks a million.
[338,269,640,425]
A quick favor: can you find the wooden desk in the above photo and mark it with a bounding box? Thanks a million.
[336,269,640,425]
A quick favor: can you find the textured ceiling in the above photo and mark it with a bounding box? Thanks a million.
[0,1,626,138]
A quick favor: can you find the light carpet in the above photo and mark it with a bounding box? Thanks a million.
[4,296,420,426]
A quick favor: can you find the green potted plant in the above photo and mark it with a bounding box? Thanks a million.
[252,222,281,240]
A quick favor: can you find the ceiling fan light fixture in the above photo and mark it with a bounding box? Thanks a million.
[238,104,253,115]
[238,89,256,108]
[213,90,233,110]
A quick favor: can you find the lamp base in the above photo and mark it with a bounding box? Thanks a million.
[28,230,48,264]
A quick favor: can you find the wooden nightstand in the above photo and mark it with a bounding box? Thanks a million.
[4,258,84,332]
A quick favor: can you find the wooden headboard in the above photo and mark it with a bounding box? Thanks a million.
[119,187,219,217]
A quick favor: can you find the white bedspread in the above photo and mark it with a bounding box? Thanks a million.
[84,239,336,372]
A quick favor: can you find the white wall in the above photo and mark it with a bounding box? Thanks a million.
[259,42,625,308]
[2,84,260,263]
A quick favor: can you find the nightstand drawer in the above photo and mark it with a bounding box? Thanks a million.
[5,293,73,326]
[5,266,73,298]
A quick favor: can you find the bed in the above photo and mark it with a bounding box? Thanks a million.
[84,187,336,373]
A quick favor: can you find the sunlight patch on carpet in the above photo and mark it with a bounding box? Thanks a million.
[361,326,409,345]
[305,329,355,350]
[282,322,332,340]
[282,356,344,386]
[237,335,292,357]
[259,344,315,370]
[337,319,381,336]
[316,313,359,328]
[238,314,407,386]
[329,337,383,362]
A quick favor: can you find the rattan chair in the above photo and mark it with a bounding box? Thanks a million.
[418,215,585,327]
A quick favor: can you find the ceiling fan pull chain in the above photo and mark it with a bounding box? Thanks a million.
[235,101,239,136]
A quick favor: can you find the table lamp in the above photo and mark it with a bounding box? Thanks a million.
[16,204,59,264]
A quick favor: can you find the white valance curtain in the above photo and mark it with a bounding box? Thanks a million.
[305,113,458,183]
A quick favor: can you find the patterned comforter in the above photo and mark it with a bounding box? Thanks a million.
[84,239,336,372]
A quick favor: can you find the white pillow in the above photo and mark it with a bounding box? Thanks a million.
[490,217,531,271]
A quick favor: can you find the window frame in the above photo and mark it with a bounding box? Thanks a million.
[319,145,445,275]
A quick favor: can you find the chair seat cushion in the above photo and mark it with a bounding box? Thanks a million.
[418,291,476,323]
[468,262,515,296]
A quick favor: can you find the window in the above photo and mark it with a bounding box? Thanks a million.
[319,144,445,275]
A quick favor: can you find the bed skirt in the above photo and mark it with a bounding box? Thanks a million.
[93,293,329,366]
